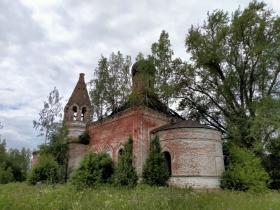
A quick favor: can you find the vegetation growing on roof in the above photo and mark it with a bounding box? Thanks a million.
[110,59,181,118]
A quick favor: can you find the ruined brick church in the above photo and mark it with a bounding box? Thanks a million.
[64,61,224,188]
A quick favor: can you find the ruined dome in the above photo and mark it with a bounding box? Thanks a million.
[131,60,155,77]
[131,59,155,95]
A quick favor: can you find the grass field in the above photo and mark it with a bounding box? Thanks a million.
[0,183,280,210]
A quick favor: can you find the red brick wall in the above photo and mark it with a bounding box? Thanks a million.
[68,143,89,174]
[154,128,224,177]
[88,106,174,175]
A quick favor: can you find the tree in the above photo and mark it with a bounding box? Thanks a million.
[33,87,63,144]
[89,57,108,119]
[263,136,280,189]
[178,1,280,149]
[113,137,138,187]
[0,139,5,165]
[89,52,132,120]
[135,52,144,62]
[39,123,69,182]
[7,147,31,181]
[221,144,268,191]
[143,135,170,186]
[150,30,185,106]
[0,139,13,184]
[0,139,31,183]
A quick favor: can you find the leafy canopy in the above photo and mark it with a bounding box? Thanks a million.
[89,52,132,120]
[178,1,280,149]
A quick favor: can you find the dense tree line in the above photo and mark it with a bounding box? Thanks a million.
[0,139,31,184]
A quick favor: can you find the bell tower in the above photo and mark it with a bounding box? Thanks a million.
[64,73,92,139]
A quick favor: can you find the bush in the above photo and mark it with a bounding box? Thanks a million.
[143,135,170,186]
[28,154,59,185]
[71,152,113,189]
[0,166,14,184]
[221,145,269,191]
[38,123,68,183]
[113,137,138,187]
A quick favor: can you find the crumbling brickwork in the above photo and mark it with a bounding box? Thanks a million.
[153,128,224,188]
[88,106,175,175]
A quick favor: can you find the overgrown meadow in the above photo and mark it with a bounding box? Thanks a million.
[0,183,280,210]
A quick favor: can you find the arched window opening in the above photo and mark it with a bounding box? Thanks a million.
[72,106,78,121]
[163,151,172,176]
[117,148,124,162]
[118,148,124,157]
[81,107,87,121]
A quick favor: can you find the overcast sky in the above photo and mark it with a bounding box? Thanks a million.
[0,0,279,150]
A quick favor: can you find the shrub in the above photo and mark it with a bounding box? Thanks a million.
[71,152,113,189]
[221,145,269,191]
[28,154,59,185]
[0,166,14,184]
[113,137,138,187]
[143,135,170,186]
[38,123,68,183]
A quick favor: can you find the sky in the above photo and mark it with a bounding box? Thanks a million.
[0,0,279,150]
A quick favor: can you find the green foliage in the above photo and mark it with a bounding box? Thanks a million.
[38,123,68,182]
[263,137,280,189]
[179,1,280,149]
[135,52,144,61]
[113,137,138,187]
[221,144,269,191]
[89,52,132,120]
[0,139,30,183]
[71,152,113,189]
[150,30,185,106]
[134,59,156,77]
[7,148,31,182]
[78,131,90,145]
[249,97,280,152]
[28,154,59,185]
[0,166,14,184]
[143,135,170,186]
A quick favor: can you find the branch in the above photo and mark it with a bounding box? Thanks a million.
[267,68,280,96]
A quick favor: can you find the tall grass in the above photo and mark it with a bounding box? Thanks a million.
[0,183,279,210]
